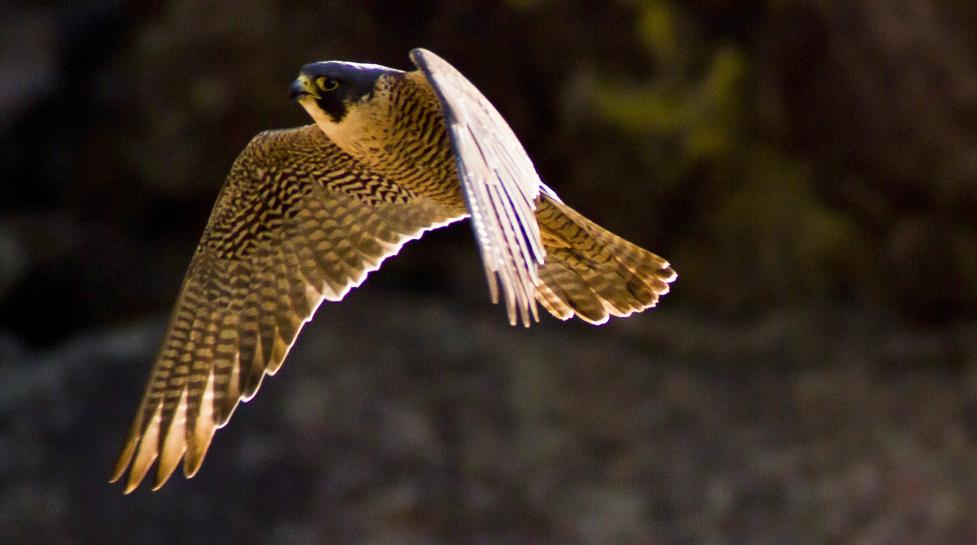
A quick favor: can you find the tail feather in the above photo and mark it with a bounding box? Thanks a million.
[534,195,675,324]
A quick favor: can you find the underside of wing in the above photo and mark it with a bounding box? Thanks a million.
[111,125,461,493]
[410,48,551,327]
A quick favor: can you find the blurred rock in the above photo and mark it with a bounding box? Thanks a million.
[0,8,58,133]
[3,291,977,544]
[0,222,28,300]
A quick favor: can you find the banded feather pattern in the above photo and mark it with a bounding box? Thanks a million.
[111,125,462,493]
[114,49,675,493]
[533,195,675,323]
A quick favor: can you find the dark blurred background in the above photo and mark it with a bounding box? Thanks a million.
[3,1,977,543]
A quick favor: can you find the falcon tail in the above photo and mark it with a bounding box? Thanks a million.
[533,194,675,324]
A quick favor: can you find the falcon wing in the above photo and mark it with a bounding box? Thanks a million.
[410,48,552,327]
[111,125,462,493]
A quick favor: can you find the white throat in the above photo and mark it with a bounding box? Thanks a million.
[299,97,387,158]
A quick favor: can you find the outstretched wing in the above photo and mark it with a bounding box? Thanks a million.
[111,125,462,493]
[411,48,552,327]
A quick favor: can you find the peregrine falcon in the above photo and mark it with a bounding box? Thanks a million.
[111,49,676,493]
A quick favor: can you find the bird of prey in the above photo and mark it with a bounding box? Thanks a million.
[111,48,676,493]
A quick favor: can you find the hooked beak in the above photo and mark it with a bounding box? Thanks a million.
[289,73,320,101]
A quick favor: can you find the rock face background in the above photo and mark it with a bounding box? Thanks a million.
[2,1,977,544]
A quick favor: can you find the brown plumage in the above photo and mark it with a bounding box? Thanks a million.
[112,49,675,493]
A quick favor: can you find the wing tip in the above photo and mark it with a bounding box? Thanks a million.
[109,433,139,485]
[122,480,140,495]
[111,425,217,493]
[409,47,434,65]
[183,443,210,479]
[662,266,678,284]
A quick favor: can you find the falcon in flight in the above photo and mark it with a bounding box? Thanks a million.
[111,49,676,493]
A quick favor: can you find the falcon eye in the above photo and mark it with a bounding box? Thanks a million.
[316,77,340,91]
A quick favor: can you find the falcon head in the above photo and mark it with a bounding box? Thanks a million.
[290,61,402,136]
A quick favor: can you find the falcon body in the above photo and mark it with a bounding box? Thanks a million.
[112,49,676,493]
